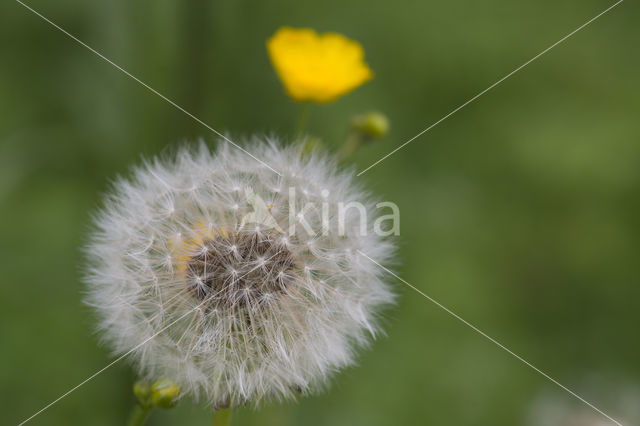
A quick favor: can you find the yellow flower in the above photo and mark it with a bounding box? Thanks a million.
[267,27,373,103]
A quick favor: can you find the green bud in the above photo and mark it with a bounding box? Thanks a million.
[150,379,181,409]
[350,112,389,139]
[133,380,151,408]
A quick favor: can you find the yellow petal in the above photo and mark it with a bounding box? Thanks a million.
[267,27,373,103]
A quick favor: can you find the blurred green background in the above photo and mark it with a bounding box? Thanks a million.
[1,0,638,425]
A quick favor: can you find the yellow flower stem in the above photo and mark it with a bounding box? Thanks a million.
[338,131,364,161]
[127,403,152,426]
[294,102,311,140]
[212,408,233,426]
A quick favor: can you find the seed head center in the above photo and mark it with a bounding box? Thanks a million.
[186,231,295,307]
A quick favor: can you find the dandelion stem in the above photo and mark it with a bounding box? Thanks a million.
[294,102,311,139]
[127,404,152,426]
[212,408,233,426]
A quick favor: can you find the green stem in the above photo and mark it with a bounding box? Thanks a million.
[293,102,311,140]
[127,404,152,426]
[338,131,363,161]
[212,408,233,426]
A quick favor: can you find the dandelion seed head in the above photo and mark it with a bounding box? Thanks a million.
[84,138,395,407]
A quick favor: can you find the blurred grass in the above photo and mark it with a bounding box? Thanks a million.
[1,0,639,425]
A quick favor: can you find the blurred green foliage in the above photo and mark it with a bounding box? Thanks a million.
[1,0,638,425]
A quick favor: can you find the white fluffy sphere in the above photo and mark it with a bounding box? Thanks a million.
[85,138,395,407]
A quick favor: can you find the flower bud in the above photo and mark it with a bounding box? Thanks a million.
[350,112,389,139]
[150,379,181,409]
[133,380,151,408]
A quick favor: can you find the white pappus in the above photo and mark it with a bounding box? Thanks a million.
[84,137,396,408]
